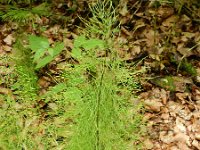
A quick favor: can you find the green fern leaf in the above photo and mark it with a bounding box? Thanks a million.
[31,3,51,16]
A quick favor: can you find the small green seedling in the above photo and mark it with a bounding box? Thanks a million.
[29,35,64,69]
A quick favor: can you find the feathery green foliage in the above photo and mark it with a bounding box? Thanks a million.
[0,2,50,23]
[1,0,33,4]
[63,1,145,149]
[11,39,38,101]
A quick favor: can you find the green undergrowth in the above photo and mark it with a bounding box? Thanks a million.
[0,1,51,24]
[63,36,144,149]
[0,1,145,149]
[0,39,70,149]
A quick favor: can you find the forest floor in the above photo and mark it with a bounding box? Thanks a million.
[0,0,200,149]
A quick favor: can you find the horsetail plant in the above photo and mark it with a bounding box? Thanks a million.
[63,1,145,149]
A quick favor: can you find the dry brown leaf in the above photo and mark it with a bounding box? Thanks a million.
[175,118,186,133]
[132,19,146,34]
[192,88,200,101]
[162,15,178,28]
[144,139,154,149]
[161,113,170,121]
[63,38,73,49]
[48,103,58,111]
[0,87,12,95]
[176,92,189,101]
[195,133,200,141]
[121,26,131,36]
[130,45,141,57]
[176,141,191,150]
[157,7,174,19]
[173,133,190,145]
[192,140,200,150]
[177,43,193,57]
[3,34,15,45]
[182,32,196,39]
[119,0,129,16]
[145,29,156,47]
[144,99,163,112]
[169,145,180,150]
[160,89,169,104]
[168,101,184,116]
[2,45,12,52]
[160,131,174,144]
[38,77,51,88]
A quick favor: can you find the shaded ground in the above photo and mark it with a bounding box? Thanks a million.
[0,0,200,149]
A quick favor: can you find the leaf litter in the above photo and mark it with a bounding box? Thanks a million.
[117,0,200,149]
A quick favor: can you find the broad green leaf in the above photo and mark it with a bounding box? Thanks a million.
[29,35,64,69]
[71,48,81,59]
[35,55,54,69]
[48,48,54,57]
[74,36,86,48]
[74,36,105,50]
[29,35,49,52]
[83,39,105,50]
[40,41,49,49]
[53,42,64,56]
[33,48,46,62]
[72,36,105,59]
[42,83,66,98]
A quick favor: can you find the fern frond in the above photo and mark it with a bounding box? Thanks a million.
[2,8,35,23]
[0,0,34,5]
[31,3,51,17]
[1,3,50,23]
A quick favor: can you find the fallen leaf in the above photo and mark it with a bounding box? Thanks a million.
[144,99,163,112]
[3,34,15,45]
[0,87,12,95]
[195,133,200,140]
[160,131,174,144]
[173,133,190,145]
[144,139,154,149]
[162,15,178,28]
[2,45,12,52]
[157,6,174,19]
[176,141,191,150]
[38,76,51,88]
[192,140,200,150]
[175,118,186,133]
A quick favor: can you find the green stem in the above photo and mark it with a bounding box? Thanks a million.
[96,62,106,150]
